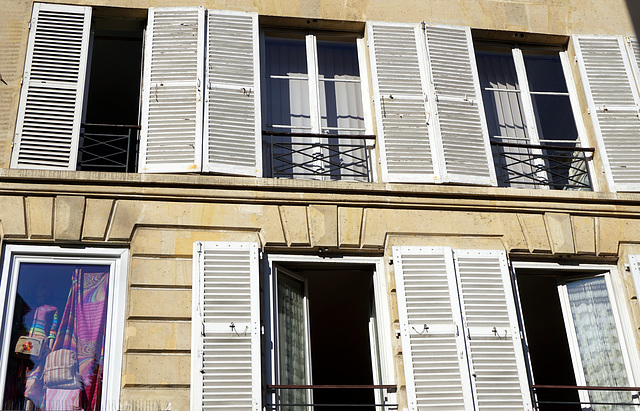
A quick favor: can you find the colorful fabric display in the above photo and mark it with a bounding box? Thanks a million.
[24,304,59,408]
[44,349,81,388]
[44,388,82,410]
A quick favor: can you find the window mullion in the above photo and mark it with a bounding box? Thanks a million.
[306,35,321,134]
[512,48,540,145]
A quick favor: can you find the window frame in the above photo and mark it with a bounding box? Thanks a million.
[259,27,377,181]
[262,254,395,408]
[475,41,596,190]
[512,261,640,402]
[0,244,129,408]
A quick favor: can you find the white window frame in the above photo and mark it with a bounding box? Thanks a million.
[477,44,595,189]
[260,30,376,181]
[512,261,640,400]
[0,244,129,409]
[262,254,395,408]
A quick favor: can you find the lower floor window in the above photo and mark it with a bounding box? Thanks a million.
[0,246,127,410]
[516,266,638,410]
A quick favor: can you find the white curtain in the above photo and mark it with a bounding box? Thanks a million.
[277,273,309,410]
[566,277,632,409]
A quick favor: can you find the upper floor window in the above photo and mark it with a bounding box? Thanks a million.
[475,43,593,190]
[262,30,373,181]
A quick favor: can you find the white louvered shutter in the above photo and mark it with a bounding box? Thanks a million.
[191,242,261,410]
[574,35,640,192]
[393,246,474,410]
[423,24,496,186]
[454,250,531,410]
[10,3,91,170]
[139,8,205,173]
[203,11,261,176]
[368,22,437,183]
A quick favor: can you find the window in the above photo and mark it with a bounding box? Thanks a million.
[12,4,262,177]
[515,264,640,410]
[0,245,127,410]
[262,30,373,181]
[475,43,593,190]
[266,261,393,409]
[190,243,395,410]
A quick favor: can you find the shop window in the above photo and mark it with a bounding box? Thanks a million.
[0,246,127,410]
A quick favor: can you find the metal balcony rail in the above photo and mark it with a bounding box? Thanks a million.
[78,123,140,173]
[532,384,640,408]
[491,141,594,190]
[266,384,398,409]
[264,131,375,182]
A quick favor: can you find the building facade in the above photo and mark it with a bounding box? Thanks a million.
[1,0,640,409]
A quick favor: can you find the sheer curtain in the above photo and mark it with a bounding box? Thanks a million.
[566,277,632,409]
[277,273,309,410]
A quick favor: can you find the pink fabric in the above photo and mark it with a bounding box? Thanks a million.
[52,269,110,410]
[45,388,82,410]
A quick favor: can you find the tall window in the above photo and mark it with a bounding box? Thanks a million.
[516,267,638,410]
[262,31,370,180]
[0,246,127,410]
[475,44,591,190]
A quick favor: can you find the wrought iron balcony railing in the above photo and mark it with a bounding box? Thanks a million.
[491,141,594,190]
[532,384,640,409]
[264,131,375,182]
[266,384,398,409]
[77,123,140,173]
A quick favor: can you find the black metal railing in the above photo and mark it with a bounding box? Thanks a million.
[264,131,375,182]
[77,123,140,173]
[266,384,398,409]
[533,384,640,409]
[491,141,594,190]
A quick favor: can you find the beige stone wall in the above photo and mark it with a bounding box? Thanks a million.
[2,170,640,408]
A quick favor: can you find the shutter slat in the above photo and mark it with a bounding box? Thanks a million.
[455,251,531,410]
[368,23,436,182]
[574,35,640,192]
[203,11,261,176]
[424,25,495,185]
[11,3,91,170]
[140,7,204,173]
[193,242,260,410]
[393,247,473,411]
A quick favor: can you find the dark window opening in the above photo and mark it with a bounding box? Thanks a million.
[274,266,378,410]
[78,15,144,173]
[517,272,580,411]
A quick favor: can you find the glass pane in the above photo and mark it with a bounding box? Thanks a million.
[278,273,308,410]
[317,40,364,134]
[475,50,528,140]
[264,36,311,132]
[566,277,632,410]
[3,263,110,410]
[531,94,579,143]
[523,53,568,93]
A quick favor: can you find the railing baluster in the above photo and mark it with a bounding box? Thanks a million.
[264,131,375,182]
[491,141,594,190]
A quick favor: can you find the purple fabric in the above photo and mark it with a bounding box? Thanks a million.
[24,305,59,408]
[52,269,110,410]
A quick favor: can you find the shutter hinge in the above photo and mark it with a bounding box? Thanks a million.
[421,21,426,32]
[197,242,203,254]
[200,349,205,374]
[28,22,31,30]
[201,321,205,337]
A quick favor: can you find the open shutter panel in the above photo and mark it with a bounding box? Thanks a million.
[203,11,261,176]
[574,35,640,192]
[393,246,474,410]
[10,3,91,170]
[368,22,437,183]
[192,242,261,410]
[454,250,531,410]
[423,24,496,186]
[139,8,204,173]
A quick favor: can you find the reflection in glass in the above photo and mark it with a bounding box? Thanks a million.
[3,263,110,410]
